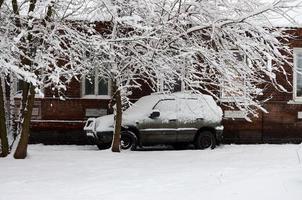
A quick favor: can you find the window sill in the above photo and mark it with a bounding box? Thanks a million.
[220,96,246,103]
[81,95,111,100]
[14,93,45,99]
[287,100,302,104]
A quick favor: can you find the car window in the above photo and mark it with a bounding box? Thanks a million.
[178,98,204,120]
[153,99,177,119]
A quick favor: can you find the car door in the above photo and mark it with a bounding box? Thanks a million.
[176,98,204,143]
[139,99,178,145]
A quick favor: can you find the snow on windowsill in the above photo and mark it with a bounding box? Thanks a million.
[14,93,45,99]
[287,100,302,104]
[14,119,86,123]
[81,95,111,100]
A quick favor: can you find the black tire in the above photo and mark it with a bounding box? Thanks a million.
[121,131,137,150]
[97,143,111,150]
[194,131,216,150]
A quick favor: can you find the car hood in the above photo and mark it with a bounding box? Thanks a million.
[94,114,115,132]
[95,112,146,133]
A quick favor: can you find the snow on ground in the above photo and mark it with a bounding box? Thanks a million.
[1,144,302,200]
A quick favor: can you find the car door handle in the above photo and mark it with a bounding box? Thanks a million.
[196,118,204,121]
[169,119,177,122]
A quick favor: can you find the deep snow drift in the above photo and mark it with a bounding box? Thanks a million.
[1,144,302,200]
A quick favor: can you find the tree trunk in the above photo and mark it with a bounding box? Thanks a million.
[0,77,9,157]
[111,82,122,153]
[13,84,35,159]
[0,0,4,9]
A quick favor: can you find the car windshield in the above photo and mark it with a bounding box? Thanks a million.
[124,95,162,115]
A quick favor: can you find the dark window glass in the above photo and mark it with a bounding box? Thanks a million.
[85,75,95,95]
[17,80,24,92]
[172,79,182,92]
[98,79,108,95]
[297,53,302,97]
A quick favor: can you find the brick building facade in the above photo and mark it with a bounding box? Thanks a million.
[28,28,302,145]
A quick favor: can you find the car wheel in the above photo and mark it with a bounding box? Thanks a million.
[194,131,216,150]
[96,143,111,150]
[121,131,137,150]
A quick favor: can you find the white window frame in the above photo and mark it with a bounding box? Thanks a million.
[293,48,302,102]
[220,77,247,102]
[156,76,187,93]
[220,51,247,103]
[14,78,44,98]
[81,71,111,99]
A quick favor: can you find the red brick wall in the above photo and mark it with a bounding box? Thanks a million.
[30,28,302,144]
[40,98,110,120]
[219,28,302,143]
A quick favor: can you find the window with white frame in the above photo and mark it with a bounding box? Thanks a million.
[156,75,187,93]
[220,51,246,102]
[82,70,110,98]
[294,48,302,100]
[15,79,44,97]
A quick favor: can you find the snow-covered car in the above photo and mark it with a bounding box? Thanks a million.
[84,92,223,150]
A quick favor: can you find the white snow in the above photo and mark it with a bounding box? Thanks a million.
[1,144,302,200]
[11,0,302,26]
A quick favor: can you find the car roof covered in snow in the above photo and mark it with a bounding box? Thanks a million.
[125,91,218,114]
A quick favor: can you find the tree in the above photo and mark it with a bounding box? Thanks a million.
[160,0,294,119]
[88,0,296,152]
[0,77,8,157]
[3,0,94,158]
[0,0,36,157]
[0,0,297,155]
[130,0,294,119]
[0,1,10,157]
[87,0,183,152]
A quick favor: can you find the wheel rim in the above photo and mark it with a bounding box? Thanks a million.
[200,135,212,149]
[121,136,132,149]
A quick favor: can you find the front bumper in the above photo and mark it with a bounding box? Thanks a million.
[215,125,224,142]
[85,130,113,145]
[95,131,114,144]
[84,117,115,145]
[86,131,98,144]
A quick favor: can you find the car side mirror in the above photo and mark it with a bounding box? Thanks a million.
[149,110,160,119]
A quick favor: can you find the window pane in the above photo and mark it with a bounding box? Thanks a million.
[297,54,302,97]
[17,80,24,92]
[172,79,182,92]
[180,99,203,116]
[85,76,95,95]
[98,79,108,95]
[221,51,246,102]
[154,99,177,119]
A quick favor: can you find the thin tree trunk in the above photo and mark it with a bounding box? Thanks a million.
[0,0,4,9]
[11,0,21,28]
[8,75,17,151]
[111,82,122,153]
[13,0,39,159]
[0,77,9,157]
[13,84,35,159]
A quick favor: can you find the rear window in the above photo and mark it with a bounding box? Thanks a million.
[178,98,204,119]
[153,99,177,119]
